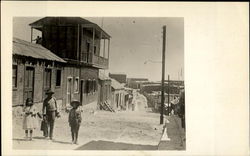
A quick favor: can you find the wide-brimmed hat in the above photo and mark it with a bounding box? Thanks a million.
[70,100,81,106]
[45,89,54,94]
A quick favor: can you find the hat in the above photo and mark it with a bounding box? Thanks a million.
[46,89,54,94]
[70,100,81,107]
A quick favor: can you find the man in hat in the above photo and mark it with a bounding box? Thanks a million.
[68,100,82,144]
[42,88,59,140]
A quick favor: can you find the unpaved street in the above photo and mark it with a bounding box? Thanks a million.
[13,93,163,150]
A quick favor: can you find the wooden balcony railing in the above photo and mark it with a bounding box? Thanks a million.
[81,52,108,69]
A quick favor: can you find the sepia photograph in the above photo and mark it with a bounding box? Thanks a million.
[2,2,249,156]
[12,17,185,150]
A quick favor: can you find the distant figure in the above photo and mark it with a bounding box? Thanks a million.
[176,91,185,130]
[33,36,42,44]
[170,96,179,115]
[68,100,82,144]
[23,98,39,141]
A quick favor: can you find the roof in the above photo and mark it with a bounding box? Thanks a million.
[128,78,149,81]
[111,78,124,90]
[13,38,66,63]
[29,17,110,39]
[109,72,127,76]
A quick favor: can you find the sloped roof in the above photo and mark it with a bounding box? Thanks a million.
[29,17,110,39]
[13,37,66,63]
[111,78,124,90]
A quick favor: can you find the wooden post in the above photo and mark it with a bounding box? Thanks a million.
[77,24,80,61]
[103,39,106,58]
[160,25,166,125]
[108,39,110,68]
[31,27,33,42]
[100,31,102,56]
[168,75,170,116]
[92,27,95,63]
[108,39,110,59]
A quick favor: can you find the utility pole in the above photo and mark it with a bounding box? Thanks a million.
[168,75,170,116]
[160,25,166,124]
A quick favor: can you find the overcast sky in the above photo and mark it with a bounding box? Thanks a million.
[13,17,184,81]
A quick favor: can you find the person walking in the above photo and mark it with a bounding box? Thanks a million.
[68,100,82,145]
[42,89,60,140]
[23,98,39,141]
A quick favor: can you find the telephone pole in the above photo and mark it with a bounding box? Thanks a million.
[160,25,166,124]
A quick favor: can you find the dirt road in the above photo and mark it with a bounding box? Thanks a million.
[13,94,163,150]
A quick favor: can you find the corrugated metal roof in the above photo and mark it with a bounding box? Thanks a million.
[13,38,66,63]
[111,78,124,90]
[29,17,110,39]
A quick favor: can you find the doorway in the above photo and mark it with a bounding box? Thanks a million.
[80,80,84,105]
[24,67,34,104]
[66,77,73,106]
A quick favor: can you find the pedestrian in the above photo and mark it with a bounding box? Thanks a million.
[177,91,185,130]
[68,100,82,145]
[42,89,60,140]
[22,98,39,141]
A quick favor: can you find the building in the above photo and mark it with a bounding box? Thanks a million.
[98,72,112,110]
[12,38,66,114]
[29,17,111,110]
[127,78,149,89]
[109,73,127,84]
[110,78,127,111]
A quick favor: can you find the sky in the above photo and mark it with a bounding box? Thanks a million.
[13,17,184,81]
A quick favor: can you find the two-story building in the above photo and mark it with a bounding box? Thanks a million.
[29,17,111,110]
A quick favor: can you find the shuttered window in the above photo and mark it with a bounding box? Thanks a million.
[12,65,17,88]
[56,70,61,87]
[44,68,52,89]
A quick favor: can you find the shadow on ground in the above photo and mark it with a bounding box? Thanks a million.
[76,140,158,150]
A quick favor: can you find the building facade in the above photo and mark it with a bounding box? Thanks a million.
[12,38,66,115]
[29,17,111,109]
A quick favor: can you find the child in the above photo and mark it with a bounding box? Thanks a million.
[23,98,38,140]
[40,115,48,138]
[68,100,82,144]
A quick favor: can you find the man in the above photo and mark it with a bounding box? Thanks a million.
[42,89,59,140]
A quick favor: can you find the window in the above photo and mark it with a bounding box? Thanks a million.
[94,46,97,55]
[44,68,52,89]
[56,70,61,87]
[89,80,93,93]
[12,65,17,88]
[92,80,97,92]
[86,42,90,53]
[25,67,34,88]
[74,77,79,93]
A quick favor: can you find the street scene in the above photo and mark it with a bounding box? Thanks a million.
[12,17,185,150]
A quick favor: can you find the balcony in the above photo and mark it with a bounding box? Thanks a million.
[82,52,108,69]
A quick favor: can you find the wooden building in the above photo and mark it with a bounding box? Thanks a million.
[29,17,111,109]
[109,73,127,84]
[98,72,112,110]
[12,38,66,113]
[127,78,149,89]
[110,78,128,111]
